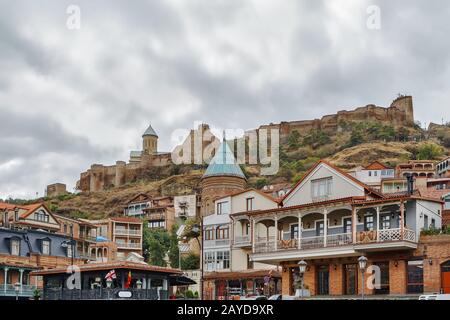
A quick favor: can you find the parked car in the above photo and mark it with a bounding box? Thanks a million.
[241,295,268,300]
[268,294,282,300]
[419,294,450,300]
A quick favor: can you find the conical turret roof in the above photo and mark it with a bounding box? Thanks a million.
[142,124,158,138]
[203,136,246,180]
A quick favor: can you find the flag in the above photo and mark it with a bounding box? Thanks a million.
[105,270,116,280]
[125,271,132,289]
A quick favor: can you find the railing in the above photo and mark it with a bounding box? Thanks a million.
[299,236,324,250]
[43,288,168,300]
[326,233,352,247]
[277,239,298,250]
[252,229,417,254]
[204,239,230,248]
[115,229,141,236]
[234,235,251,246]
[0,284,37,297]
[116,242,142,249]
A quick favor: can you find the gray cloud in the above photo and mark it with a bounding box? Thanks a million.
[0,0,450,198]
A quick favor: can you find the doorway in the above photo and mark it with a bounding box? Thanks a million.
[442,260,450,294]
[344,264,358,295]
[317,265,329,295]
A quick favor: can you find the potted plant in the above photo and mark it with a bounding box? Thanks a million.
[293,275,310,298]
[33,289,41,300]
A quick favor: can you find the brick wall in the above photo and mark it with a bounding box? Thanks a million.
[281,267,292,296]
[330,264,344,295]
[389,260,407,294]
[303,265,316,296]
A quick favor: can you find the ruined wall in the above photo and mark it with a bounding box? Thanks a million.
[260,96,414,140]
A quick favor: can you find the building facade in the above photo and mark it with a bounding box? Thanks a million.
[229,160,446,297]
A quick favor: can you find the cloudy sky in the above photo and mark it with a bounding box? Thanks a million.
[1,0,450,199]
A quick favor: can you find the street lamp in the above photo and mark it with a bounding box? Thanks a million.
[136,280,143,290]
[14,282,21,301]
[297,260,307,300]
[191,222,203,300]
[358,256,368,300]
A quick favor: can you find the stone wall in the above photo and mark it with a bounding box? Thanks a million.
[259,95,414,140]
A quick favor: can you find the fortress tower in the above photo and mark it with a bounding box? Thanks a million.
[142,124,158,155]
[200,135,247,217]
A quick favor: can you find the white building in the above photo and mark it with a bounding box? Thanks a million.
[174,194,198,219]
[348,161,395,190]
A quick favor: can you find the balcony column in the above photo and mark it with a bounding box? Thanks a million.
[323,209,328,247]
[251,218,256,253]
[376,207,380,242]
[19,269,24,292]
[230,217,234,246]
[298,212,302,250]
[400,201,405,239]
[3,267,8,292]
[352,207,357,243]
[274,216,278,251]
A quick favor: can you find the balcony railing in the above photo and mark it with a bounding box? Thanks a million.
[43,288,168,300]
[115,229,141,236]
[116,242,142,249]
[253,229,415,254]
[0,284,37,297]
[234,235,251,246]
[204,239,230,248]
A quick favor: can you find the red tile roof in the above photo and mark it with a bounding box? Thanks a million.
[364,161,389,170]
[281,160,384,203]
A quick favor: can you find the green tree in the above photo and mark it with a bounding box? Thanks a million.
[347,130,364,147]
[288,130,301,149]
[181,253,200,270]
[417,143,444,160]
[143,227,170,266]
[255,178,268,189]
[168,224,180,268]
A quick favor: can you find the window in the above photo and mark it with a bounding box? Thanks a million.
[374,171,378,177]
[290,224,299,239]
[244,223,250,236]
[216,251,230,269]
[381,215,391,230]
[205,228,214,240]
[67,245,73,258]
[69,225,73,235]
[316,221,324,236]
[407,260,424,294]
[204,252,215,271]
[246,198,254,211]
[11,239,20,256]
[364,215,374,231]
[216,201,229,215]
[148,221,165,229]
[311,177,332,201]
[34,210,50,223]
[446,199,450,210]
[423,215,429,230]
[216,226,229,240]
[63,224,67,233]
[368,171,372,177]
[431,218,436,229]
[344,218,352,234]
[42,240,51,255]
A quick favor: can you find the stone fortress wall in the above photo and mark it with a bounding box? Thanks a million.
[258,95,414,139]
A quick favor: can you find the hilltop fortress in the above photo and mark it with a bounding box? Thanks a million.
[259,95,414,140]
[75,95,414,193]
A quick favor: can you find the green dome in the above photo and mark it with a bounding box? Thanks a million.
[203,140,246,180]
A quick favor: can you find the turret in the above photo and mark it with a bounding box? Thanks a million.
[142,124,158,155]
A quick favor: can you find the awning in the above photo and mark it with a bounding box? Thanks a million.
[169,275,196,286]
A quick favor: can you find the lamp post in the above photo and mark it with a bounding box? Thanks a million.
[297,260,307,300]
[14,282,21,301]
[192,220,203,300]
[358,256,368,300]
[106,278,113,300]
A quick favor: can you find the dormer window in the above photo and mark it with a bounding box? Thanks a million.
[34,210,50,223]
[41,239,51,255]
[11,239,20,256]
